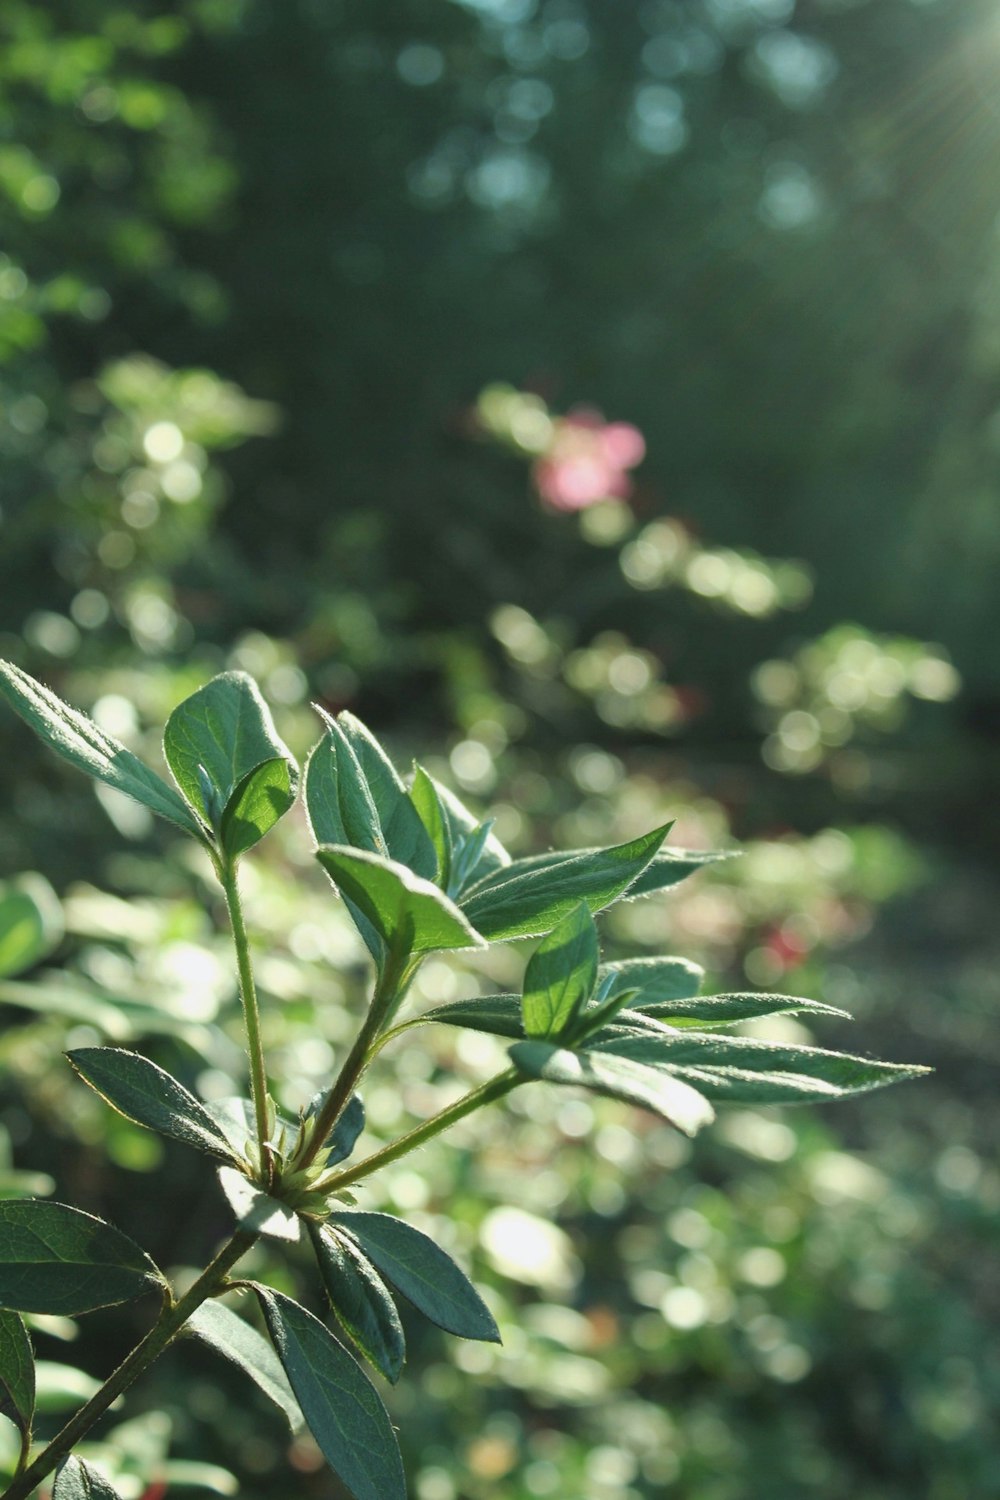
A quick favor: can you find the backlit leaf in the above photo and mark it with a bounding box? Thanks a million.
[572,984,643,1039]
[163,672,298,854]
[305,724,384,857]
[522,902,599,1039]
[415,771,510,891]
[316,845,486,957]
[306,728,395,960]
[0,661,202,839]
[423,994,523,1039]
[470,844,727,910]
[221,756,299,860]
[588,1027,931,1104]
[625,847,734,896]
[460,824,673,942]
[205,1097,291,1159]
[597,956,704,1007]
[409,765,452,888]
[218,1167,301,1244]
[322,711,437,879]
[633,990,851,1028]
[510,1040,715,1136]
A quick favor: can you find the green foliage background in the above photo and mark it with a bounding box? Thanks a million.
[0,1,998,1496]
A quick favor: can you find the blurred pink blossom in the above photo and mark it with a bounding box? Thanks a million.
[532,406,645,512]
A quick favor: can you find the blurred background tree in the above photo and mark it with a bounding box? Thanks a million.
[1,0,998,1497]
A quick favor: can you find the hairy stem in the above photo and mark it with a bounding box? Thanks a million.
[318,1067,522,1193]
[2,1232,255,1500]
[219,862,272,1179]
[297,948,416,1173]
[13,1430,29,1484]
[365,1015,426,1059]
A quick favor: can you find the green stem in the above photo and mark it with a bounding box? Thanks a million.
[297,948,416,1173]
[13,1431,29,1484]
[219,862,271,1179]
[2,1232,255,1500]
[365,1015,426,1060]
[318,1067,522,1193]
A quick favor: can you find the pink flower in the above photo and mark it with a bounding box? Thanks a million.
[532,407,645,512]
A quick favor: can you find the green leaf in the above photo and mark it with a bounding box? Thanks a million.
[587,1027,931,1104]
[218,1167,301,1243]
[322,710,437,879]
[421,991,663,1047]
[305,723,385,857]
[409,765,452,888]
[203,1097,255,1156]
[572,985,643,1039]
[327,1211,499,1343]
[449,821,499,898]
[522,902,599,1039]
[0,1309,33,1438]
[510,1040,715,1136]
[186,1299,303,1431]
[0,1201,159,1314]
[468,842,726,912]
[67,1048,238,1162]
[423,993,524,1039]
[163,672,298,854]
[0,874,63,981]
[633,991,851,1028]
[423,992,667,1051]
[305,727,397,960]
[255,1286,406,1500]
[0,661,203,839]
[306,1091,365,1166]
[460,824,673,942]
[625,847,735,896]
[204,1097,293,1160]
[597,956,704,1007]
[416,770,510,889]
[309,1225,405,1383]
[52,1455,124,1499]
[435,777,511,872]
[316,845,486,958]
[221,756,299,861]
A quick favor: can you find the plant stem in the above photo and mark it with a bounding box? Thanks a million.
[2,1231,255,1500]
[297,947,416,1173]
[365,1015,425,1059]
[219,861,271,1179]
[318,1067,522,1193]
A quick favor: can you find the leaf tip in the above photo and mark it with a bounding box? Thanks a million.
[311,700,337,731]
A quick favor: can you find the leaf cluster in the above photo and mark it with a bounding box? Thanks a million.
[0,663,928,1500]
